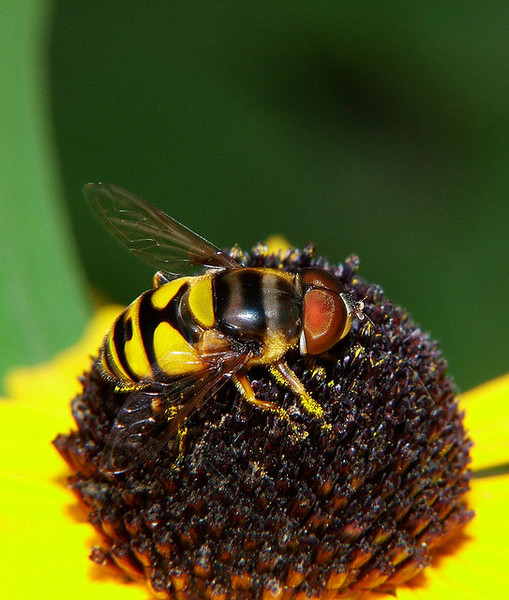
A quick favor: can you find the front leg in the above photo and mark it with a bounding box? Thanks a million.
[269,360,331,431]
[232,371,308,439]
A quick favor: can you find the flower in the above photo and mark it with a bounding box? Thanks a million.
[53,247,474,599]
[1,285,508,600]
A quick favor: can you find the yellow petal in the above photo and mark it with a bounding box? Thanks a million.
[461,373,509,470]
[0,305,145,599]
[4,305,121,413]
[265,235,292,254]
[395,474,509,600]
[0,423,146,599]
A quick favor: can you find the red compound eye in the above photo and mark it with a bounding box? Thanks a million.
[300,268,352,355]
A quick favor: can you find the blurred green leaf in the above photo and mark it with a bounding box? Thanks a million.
[48,2,508,391]
[0,1,91,390]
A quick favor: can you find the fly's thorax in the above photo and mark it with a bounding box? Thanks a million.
[212,268,302,346]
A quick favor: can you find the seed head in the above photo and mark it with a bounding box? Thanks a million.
[54,245,473,599]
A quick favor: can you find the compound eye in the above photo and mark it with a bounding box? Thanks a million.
[302,288,350,354]
[300,268,353,355]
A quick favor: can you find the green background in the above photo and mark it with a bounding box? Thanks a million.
[1,2,508,392]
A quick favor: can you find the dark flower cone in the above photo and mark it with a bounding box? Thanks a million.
[54,245,473,599]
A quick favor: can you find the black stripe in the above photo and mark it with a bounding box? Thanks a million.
[212,270,231,321]
[113,312,137,381]
[158,282,193,338]
[213,269,267,338]
[137,290,165,370]
[176,293,204,344]
[125,317,133,341]
[241,270,267,333]
[138,283,199,371]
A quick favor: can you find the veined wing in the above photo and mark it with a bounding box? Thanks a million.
[100,351,251,476]
[84,182,241,275]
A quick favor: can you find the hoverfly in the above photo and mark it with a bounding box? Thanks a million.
[84,183,365,475]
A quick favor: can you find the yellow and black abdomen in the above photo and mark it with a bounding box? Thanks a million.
[99,275,215,384]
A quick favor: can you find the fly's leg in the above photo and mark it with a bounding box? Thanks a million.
[269,360,331,432]
[232,372,308,439]
[152,270,173,288]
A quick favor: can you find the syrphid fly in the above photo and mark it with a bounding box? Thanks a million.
[84,183,365,475]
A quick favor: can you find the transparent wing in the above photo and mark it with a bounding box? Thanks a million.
[84,182,241,275]
[100,352,250,476]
